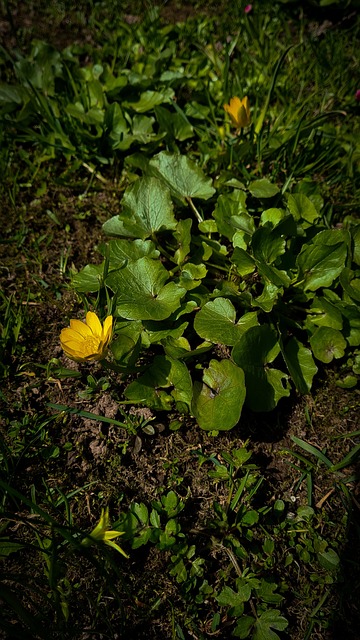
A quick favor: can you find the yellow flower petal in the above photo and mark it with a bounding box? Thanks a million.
[69,319,93,338]
[102,315,113,346]
[60,328,86,344]
[60,313,113,362]
[223,95,250,129]
[86,311,103,337]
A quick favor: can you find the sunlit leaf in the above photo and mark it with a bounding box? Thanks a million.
[106,257,186,320]
[310,327,347,363]
[72,263,104,292]
[194,298,258,346]
[296,229,348,291]
[149,151,215,203]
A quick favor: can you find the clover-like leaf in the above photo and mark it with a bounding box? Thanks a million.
[149,151,215,203]
[232,325,290,411]
[310,327,347,363]
[106,257,186,320]
[194,298,258,346]
[191,359,245,431]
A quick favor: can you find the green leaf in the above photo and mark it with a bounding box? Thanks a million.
[260,208,286,227]
[308,296,343,330]
[254,282,282,313]
[102,215,139,238]
[111,320,142,368]
[179,263,207,290]
[318,549,340,572]
[340,268,360,303]
[104,102,129,149]
[233,616,255,638]
[257,579,284,604]
[192,359,246,431]
[0,541,25,557]
[340,302,360,346]
[310,327,347,363]
[149,151,215,203]
[287,193,320,223]
[132,114,164,144]
[282,338,318,394]
[104,238,159,264]
[173,218,192,265]
[253,609,288,640]
[106,257,185,320]
[252,226,286,265]
[194,298,258,346]
[216,583,251,607]
[125,356,192,412]
[232,326,290,411]
[154,105,194,141]
[248,179,280,199]
[351,225,360,266]
[119,176,177,239]
[231,247,256,277]
[133,502,149,525]
[72,263,104,292]
[124,87,174,112]
[296,229,348,291]
[213,191,251,240]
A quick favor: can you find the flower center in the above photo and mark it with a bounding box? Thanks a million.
[83,335,101,357]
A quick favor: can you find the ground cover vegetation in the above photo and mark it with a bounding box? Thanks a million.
[0,0,360,638]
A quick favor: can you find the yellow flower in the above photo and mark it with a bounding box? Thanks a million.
[81,507,128,558]
[223,96,251,129]
[60,311,113,362]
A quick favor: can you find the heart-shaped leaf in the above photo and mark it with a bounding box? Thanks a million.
[287,193,320,223]
[191,359,245,431]
[149,151,215,203]
[124,176,177,238]
[106,257,186,320]
[310,327,347,363]
[194,298,258,346]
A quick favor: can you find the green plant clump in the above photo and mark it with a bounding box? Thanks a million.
[72,154,360,430]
